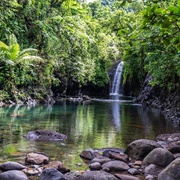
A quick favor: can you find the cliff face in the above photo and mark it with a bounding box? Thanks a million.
[136,75,180,126]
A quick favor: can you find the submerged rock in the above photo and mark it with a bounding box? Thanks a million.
[0,161,26,171]
[23,130,67,141]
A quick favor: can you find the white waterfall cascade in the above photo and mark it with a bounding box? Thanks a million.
[110,61,124,96]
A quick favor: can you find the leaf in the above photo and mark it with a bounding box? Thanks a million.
[0,41,9,51]
[19,48,38,57]
[119,0,126,7]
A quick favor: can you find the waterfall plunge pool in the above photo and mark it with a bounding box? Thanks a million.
[0,97,179,171]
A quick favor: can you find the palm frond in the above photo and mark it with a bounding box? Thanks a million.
[18,48,38,58]
[19,55,43,62]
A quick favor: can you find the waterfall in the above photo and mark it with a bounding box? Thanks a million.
[110,61,124,96]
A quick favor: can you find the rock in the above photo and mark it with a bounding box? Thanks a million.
[158,158,180,180]
[168,141,180,153]
[77,170,118,180]
[44,161,70,173]
[0,170,28,180]
[25,168,39,176]
[25,152,49,165]
[156,133,180,142]
[40,168,66,180]
[102,160,129,172]
[174,153,180,159]
[145,174,155,180]
[109,152,129,163]
[91,156,111,165]
[115,174,140,180]
[101,148,124,157]
[143,148,174,167]
[128,168,139,175]
[80,150,100,160]
[89,162,101,170]
[125,139,161,160]
[0,161,26,171]
[24,130,67,141]
[157,141,168,148]
[144,164,163,176]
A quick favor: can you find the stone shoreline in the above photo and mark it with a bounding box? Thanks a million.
[1,133,180,180]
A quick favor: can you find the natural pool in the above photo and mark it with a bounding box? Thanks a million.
[0,96,179,171]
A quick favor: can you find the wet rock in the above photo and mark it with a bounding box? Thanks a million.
[102,160,129,172]
[90,156,111,165]
[44,161,70,173]
[158,158,180,180]
[125,139,161,160]
[89,162,101,170]
[77,170,118,180]
[40,168,66,180]
[0,161,26,171]
[24,130,67,141]
[143,148,174,167]
[25,152,49,165]
[115,174,140,180]
[0,170,28,180]
[109,152,129,163]
[80,150,100,160]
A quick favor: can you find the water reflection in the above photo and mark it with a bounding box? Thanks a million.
[110,96,121,132]
[0,100,179,170]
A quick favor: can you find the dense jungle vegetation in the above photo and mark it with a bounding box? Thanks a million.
[0,0,179,103]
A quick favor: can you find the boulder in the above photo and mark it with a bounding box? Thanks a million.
[0,170,28,180]
[80,150,100,160]
[125,139,161,160]
[0,161,26,171]
[158,158,180,180]
[143,148,174,167]
[102,160,129,172]
[77,170,118,180]
[25,152,49,165]
[40,168,66,180]
[24,130,67,141]
[44,161,70,173]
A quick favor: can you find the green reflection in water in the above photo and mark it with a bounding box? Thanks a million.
[0,99,179,170]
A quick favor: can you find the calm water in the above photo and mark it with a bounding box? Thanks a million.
[0,97,179,170]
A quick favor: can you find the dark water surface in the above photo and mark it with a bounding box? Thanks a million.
[0,97,179,170]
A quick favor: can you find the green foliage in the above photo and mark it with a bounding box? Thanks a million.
[112,0,180,91]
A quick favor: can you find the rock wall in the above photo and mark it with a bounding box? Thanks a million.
[136,74,180,126]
